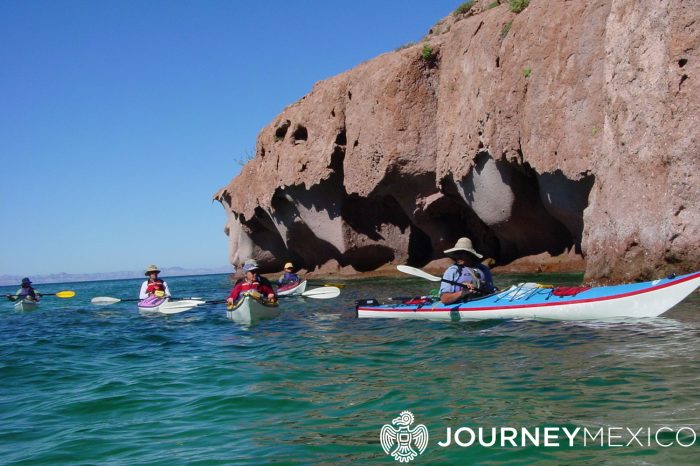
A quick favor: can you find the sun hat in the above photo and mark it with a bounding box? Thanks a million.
[443,237,483,259]
[144,265,161,276]
[242,259,259,273]
[284,262,294,270]
[21,277,32,285]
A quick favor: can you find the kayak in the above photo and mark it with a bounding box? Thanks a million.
[14,299,39,311]
[356,271,700,321]
[137,296,205,314]
[277,280,308,296]
[226,292,281,324]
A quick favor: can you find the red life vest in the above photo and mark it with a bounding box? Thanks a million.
[146,279,166,294]
[239,280,260,293]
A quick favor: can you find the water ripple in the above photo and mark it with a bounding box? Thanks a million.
[1,276,699,464]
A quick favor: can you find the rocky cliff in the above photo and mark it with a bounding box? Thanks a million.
[215,0,700,283]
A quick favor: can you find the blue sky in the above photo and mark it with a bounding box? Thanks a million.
[0,0,460,276]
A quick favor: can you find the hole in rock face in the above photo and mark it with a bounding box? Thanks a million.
[342,195,410,242]
[328,146,345,173]
[335,129,347,146]
[407,226,433,266]
[275,120,290,140]
[343,245,395,272]
[292,125,308,141]
[679,74,688,90]
[678,58,687,68]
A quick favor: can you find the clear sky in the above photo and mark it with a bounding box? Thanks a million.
[0,0,460,276]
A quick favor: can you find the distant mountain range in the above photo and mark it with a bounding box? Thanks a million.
[0,266,234,286]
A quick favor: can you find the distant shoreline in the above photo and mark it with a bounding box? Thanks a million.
[1,261,588,287]
[0,267,233,286]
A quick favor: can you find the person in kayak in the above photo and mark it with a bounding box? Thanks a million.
[227,259,276,304]
[139,265,172,299]
[6,277,40,302]
[277,262,301,286]
[439,237,495,304]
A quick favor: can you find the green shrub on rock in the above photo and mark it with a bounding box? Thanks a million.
[509,0,530,13]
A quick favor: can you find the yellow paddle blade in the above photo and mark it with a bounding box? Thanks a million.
[56,291,76,298]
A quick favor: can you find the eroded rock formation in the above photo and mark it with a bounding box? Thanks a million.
[215,0,700,283]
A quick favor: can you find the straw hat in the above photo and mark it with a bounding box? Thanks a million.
[144,265,161,275]
[443,237,483,259]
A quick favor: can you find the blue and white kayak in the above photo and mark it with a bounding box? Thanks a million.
[14,299,39,311]
[226,292,281,325]
[356,271,700,321]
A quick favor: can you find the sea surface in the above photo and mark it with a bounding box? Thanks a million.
[1,273,699,465]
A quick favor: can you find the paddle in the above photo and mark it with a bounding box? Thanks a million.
[200,286,343,307]
[90,296,202,305]
[295,286,341,299]
[91,286,341,307]
[6,290,75,300]
[307,281,346,288]
[396,265,471,289]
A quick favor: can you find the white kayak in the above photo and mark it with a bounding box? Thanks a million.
[137,296,205,314]
[226,292,281,325]
[277,280,308,296]
[14,299,39,311]
[357,270,700,321]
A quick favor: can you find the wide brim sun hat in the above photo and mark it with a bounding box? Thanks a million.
[443,237,483,259]
[144,265,161,275]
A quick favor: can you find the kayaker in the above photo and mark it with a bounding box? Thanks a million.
[439,237,495,304]
[139,265,172,299]
[227,259,276,304]
[6,277,40,302]
[277,262,301,286]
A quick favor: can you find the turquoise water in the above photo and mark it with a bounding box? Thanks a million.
[1,273,699,465]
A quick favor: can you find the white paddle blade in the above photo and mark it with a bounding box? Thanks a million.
[396,265,442,282]
[91,297,122,305]
[301,286,341,299]
[157,299,206,315]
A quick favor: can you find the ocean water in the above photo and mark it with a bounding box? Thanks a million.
[1,273,699,465]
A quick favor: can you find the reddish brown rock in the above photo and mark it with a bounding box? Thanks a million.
[215,0,700,283]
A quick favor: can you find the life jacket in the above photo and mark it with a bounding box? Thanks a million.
[279,271,300,285]
[235,276,264,293]
[448,265,482,289]
[442,264,492,298]
[17,286,38,300]
[239,281,259,293]
[146,279,166,294]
